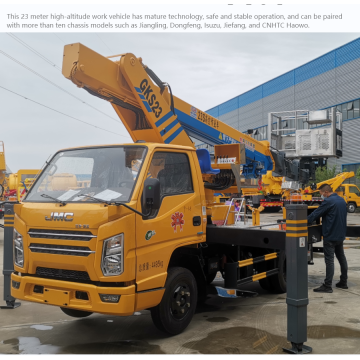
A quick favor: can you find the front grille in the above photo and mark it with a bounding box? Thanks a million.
[29,243,94,257]
[28,228,96,241]
[36,267,91,281]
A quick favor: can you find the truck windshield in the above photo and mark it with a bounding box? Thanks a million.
[25,146,147,204]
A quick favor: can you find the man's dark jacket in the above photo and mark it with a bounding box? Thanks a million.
[307,193,347,241]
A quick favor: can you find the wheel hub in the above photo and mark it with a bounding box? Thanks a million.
[171,284,191,319]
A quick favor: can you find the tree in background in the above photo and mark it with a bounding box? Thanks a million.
[356,167,360,181]
[314,165,340,184]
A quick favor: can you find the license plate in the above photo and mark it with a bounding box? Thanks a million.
[44,288,70,306]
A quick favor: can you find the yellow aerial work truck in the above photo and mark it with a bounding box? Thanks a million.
[301,171,355,211]
[242,171,356,213]
[11,44,322,335]
[335,183,360,213]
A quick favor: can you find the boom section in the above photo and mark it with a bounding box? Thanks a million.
[303,171,355,193]
[62,43,193,147]
[173,96,274,176]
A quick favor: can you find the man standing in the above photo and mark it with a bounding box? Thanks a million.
[307,184,348,293]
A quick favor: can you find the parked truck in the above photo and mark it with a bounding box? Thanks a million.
[243,171,355,212]
[10,44,332,335]
[335,183,360,213]
[4,169,40,202]
[242,171,284,211]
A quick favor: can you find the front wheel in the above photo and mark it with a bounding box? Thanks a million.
[348,203,356,213]
[60,307,92,318]
[150,267,197,335]
[259,277,271,291]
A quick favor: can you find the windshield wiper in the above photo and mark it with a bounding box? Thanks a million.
[41,194,66,206]
[78,194,110,204]
[78,194,150,217]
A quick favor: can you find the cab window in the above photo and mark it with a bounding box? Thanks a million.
[148,152,193,197]
[349,186,360,197]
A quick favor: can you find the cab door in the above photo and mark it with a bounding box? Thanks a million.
[347,185,360,206]
[135,150,205,291]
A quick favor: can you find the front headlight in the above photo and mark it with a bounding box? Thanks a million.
[13,229,24,267]
[101,234,124,276]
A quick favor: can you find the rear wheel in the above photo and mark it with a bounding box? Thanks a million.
[259,277,272,291]
[348,203,356,213]
[60,307,92,318]
[268,251,286,293]
[150,267,197,335]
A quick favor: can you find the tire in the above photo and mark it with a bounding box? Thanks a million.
[150,267,197,335]
[268,251,286,294]
[60,307,93,318]
[348,203,356,213]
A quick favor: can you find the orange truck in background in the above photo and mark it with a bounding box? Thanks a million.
[4,169,40,202]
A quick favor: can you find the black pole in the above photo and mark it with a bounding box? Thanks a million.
[1,203,20,309]
[282,203,311,354]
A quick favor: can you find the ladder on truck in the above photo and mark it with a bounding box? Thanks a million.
[223,198,247,225]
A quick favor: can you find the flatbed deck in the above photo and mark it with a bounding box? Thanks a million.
[206,224,286,250]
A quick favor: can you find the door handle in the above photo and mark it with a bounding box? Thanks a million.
[193,216,201,226]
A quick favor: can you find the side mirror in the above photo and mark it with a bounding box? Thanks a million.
[143,178,161,210]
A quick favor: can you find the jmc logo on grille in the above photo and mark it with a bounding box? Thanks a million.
[45,212,74,221]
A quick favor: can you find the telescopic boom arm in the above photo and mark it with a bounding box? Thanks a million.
[62,43,304,180]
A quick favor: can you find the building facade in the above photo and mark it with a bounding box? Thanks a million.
[206,37,360,183]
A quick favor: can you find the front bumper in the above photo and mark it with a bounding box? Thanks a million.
[11,273,136,316]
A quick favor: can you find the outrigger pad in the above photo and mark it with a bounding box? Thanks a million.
[283,343,312,354]
[0,301,21,309]
[196,149,220,175]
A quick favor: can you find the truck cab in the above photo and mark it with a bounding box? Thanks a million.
[336,184,360,213]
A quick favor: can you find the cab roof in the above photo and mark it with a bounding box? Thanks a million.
[58,142,196,152]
